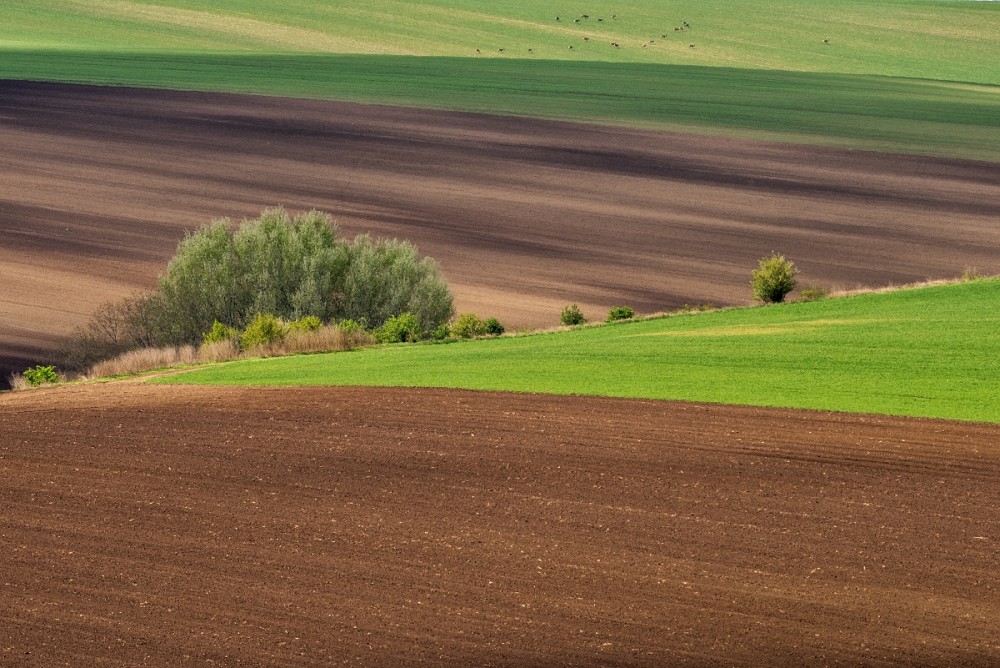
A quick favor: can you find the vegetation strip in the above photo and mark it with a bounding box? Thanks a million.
[160,278,1000,424]
[2,53,998,160]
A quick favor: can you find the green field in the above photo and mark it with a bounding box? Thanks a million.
[5,1,1000,83]
[3,1,999,160]
[160,280,1000,424]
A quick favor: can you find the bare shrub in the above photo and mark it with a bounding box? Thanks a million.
[7,372,30,391]
[677,303,715,313]
[962,266,983,282]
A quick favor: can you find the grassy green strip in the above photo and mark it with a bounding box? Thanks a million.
[158,279,1000,424]
[3,52,998,160]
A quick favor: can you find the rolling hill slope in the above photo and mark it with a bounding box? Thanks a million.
[163,279,1000,424]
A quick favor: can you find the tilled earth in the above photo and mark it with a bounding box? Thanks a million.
[1,383,997,666]
[2,81,1000,377]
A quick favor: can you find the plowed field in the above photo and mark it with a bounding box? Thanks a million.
[1,383,997,665]
[2,81,999,378]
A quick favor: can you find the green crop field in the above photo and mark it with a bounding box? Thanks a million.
[5,1,1000,83]
[3,1,999,160]
[160,279,1000,424]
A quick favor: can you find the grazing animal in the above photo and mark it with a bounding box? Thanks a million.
[598,18,604,22]
[556,16,560,21]
[498,48,504,52]
[568,45,573,49]
[475,48,480,53]
[528,48,533,52]
[584,37,590,41]
[661,34,667,38]
[574,19,580,23]
[689,43,695,48]
[823,38,830,44]
[582,14,589,19]
[683,21,690,27]
[612,42,620,48]
[612,14,617,20]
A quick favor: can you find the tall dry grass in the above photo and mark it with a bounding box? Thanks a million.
[83,324,375,380]
[242,325,374,357]
[86,345,200,379]
[7,372,31,391]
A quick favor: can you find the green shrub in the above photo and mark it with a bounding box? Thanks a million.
[23,365,58,387]
[484,317,505,336]
[240,313,287,350]
[202,320,239,345]
[452,313,487,339]
[430,323,452,340]
[337,318,365,334]
[751,254,798,304]
[288,315,322,333]
[798,285,829,302]
[560,304,586,326]
[607,305,634,322]
[376,312,421,343]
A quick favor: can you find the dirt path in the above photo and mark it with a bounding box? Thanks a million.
[2,81,999,378]
[2,383,997,665]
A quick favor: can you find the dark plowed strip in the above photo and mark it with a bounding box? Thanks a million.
[1,383,997,665]
[2,80,1000,376]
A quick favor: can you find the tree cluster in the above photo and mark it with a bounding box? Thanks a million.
[63,208,453,370]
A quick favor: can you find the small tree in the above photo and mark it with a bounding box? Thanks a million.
[751,254,798,304]
[560,304,586,326]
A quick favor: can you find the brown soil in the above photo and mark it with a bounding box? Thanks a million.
[1,383,997,665]
[2,81,1000,378]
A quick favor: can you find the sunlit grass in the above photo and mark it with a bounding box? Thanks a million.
[159,279,1000,424]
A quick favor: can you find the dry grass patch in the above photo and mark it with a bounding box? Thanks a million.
[243,325,375,358]
[82,324,375,380]
[87,345,200,379]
